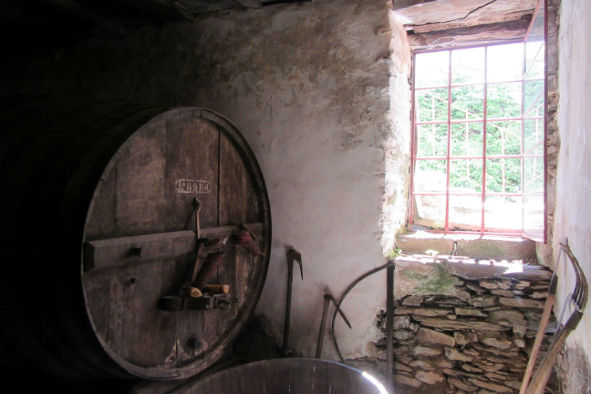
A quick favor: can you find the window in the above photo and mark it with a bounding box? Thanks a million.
[409,4,546,239]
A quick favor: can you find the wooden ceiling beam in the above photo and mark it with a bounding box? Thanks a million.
[409,9,534,33]
[408,17,531,51]
[395,0,537,34]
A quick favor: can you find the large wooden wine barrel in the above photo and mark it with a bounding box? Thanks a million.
[0,97,271,381]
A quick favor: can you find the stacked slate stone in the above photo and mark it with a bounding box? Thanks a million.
[376,271,557,394]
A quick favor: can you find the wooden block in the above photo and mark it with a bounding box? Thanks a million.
[185,296,214,310]
[203,284,230,294]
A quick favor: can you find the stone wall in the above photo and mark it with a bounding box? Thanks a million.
[376,256,556,393]
[537,0,561,266]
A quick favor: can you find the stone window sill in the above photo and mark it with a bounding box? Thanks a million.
[396,230,537,262]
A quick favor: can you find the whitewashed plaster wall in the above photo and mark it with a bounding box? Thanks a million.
[179,0,411,360]
[554,0,591,391]
[231,2,412,360]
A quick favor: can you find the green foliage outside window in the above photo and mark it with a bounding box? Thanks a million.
[415,78,534,195]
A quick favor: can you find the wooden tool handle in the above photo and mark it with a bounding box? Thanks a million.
[194,252,225,288]
[519,292,555,394]
[181,286,203,298]
[203,284,230,294]
[527,324,569,394]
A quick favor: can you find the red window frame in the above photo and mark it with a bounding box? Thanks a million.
[408,1,547,238]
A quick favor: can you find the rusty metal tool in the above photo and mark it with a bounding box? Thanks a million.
[315,291,352,359]
[450,240,459,256]
[232,224,265,256]
[386,263,395,393]
[282,248,303,356]
[159,199,234,311]
[180,198,205,298]
[194,251,226,289]
[189,198,203,282]
[520,241,588,394]
[163,198,226,305]
[187,198,225,292]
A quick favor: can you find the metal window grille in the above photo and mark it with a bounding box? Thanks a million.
[409,23,546,238]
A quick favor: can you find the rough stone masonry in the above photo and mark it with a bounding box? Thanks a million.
[376,255,558,394]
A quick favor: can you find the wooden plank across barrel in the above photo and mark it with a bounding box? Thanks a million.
[83,222,263,272]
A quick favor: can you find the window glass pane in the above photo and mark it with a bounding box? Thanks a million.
[449,196,481,229]
[524,80,544,117]
[487,43,524,82]
[417,124,448,157]
[487,82,522,119]
[486,158,522,193]
[450,159,483,193]
[413,195,446,229]
[452,47,485,84]
[451,85,484,120]
[414,160,447,193]
[415,51,449,88]
[524,119,544,155]
[485,196,522,230]
[451,123,482,157]
[525,40,545,79]
[523,157,544,193]
[523,194,544,235]
[416,88,448,122]
[486,121,522,156]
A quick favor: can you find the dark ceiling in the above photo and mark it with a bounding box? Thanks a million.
[2,0,538,54]
[0,0,310,52]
